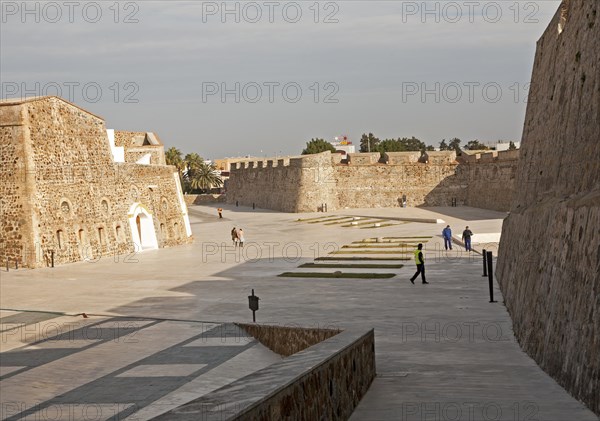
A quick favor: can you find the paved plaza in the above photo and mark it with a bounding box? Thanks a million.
[1,205,597,420]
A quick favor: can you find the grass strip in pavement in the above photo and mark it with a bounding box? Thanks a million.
[341,219,387,227]
[296,216,342,223]
[383,236,432,239]
[359,223,399,229]
[278,272,396,279]
[315,256,411,261]
[299,263,404,269]
[331,250,413,255]
[343,244,416,249]
[324,218,358,225]
[309,216,356,224]
[352,241,420,246]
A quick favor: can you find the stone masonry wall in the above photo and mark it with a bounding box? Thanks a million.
[0,97,192,268]
[114,130,166,165]
[227,150,518,213]
[155,327,376,421]
[462,151,519,212]
[497,1,599,415]
[0,104,35,266]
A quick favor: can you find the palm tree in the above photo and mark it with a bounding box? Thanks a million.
[165,147,184,170]
[184,153,204,174]
[166,147,186,189]
[190,162,223,193]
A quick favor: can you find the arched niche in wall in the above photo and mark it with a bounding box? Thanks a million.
[59,198,73,217]
[128,203,158,251]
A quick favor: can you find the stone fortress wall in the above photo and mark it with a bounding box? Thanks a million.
[498,0,599,415]
[226,149,519,213]
[0,96,192,269]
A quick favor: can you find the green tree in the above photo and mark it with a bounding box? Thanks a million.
[301,138,336,155]
[466,140,489,150]
[439,139,449,150]
[166,147,187,190]
[190,162,223,193]
[426,145,436,151]
[398,136,426,151]
[184,153,204,173]
[508,141,517,150]
[359,133,380,152]
[448,138,462,154]
[166,147,183,168]
[377,139,403,153]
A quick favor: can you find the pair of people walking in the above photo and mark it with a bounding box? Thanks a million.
[442,225,474,252]
[231,227,245,247]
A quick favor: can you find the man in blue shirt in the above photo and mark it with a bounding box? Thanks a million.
[442,225,452,250]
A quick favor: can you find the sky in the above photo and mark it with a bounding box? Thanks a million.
[1,0,561,159]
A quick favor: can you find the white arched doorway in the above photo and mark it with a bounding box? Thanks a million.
[128,203,158,251]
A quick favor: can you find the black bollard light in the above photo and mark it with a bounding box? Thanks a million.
[51,251,55,268]
[248,289,259,322]
[482,249,487,277]
[487,251,496,303]
[6,258,9,272]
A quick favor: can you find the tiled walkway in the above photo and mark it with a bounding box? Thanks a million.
[1,205,597,420]
[0,317,280,420]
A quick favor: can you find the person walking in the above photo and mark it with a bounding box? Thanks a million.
[462,226,473,251]
[238,228,245,247]
[409,243,428,284]
[217,208,223,218]
[231,227,238,247]
[442,225,452,250]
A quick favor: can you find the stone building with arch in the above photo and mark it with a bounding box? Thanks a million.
[0,96,192,268]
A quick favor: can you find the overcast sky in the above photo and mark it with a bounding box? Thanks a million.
[1,1,561,158]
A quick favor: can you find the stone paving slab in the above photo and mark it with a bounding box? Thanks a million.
[0,205,597,420]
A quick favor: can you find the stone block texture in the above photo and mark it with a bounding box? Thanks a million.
[0,96,192,268]
[226,150,517,213]
[497,1,599,415]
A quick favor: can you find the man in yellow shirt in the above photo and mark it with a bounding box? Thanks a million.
[409,243,428,284]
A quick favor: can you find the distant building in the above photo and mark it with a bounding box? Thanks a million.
[332,136,355,154]
[495,141,520,151]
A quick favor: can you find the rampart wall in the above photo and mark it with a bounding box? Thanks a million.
[497,1,599,414]
[226,150,519,213]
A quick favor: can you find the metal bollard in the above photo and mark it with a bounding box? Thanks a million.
[252,203,255,210]
[487,251,496,303]
[15,259,18,270]
[51,251,55,268]
[248,289,259,322]
[6,258,8,272]
[482,249,487,277]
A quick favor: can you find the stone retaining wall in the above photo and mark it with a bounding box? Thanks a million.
[153,326,376,420]
[184,194,226,206]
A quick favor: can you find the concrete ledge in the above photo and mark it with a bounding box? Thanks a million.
[152,327,376,421]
